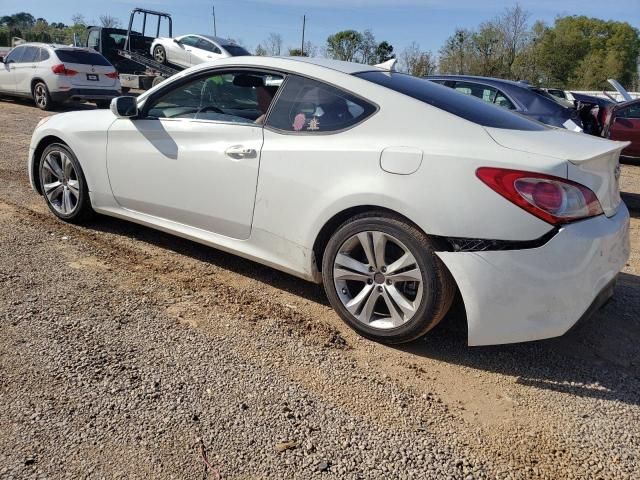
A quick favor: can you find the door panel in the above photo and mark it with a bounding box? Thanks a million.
[13,46,39,94]
[106,118,263,239]
[0,62,15,92]
[609,104,640,157]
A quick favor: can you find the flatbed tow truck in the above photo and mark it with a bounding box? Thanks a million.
[82,8,182,90]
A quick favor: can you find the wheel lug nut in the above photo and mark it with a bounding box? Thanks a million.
[381,266,387,273]
[377,286,383,293]
[367,279,373,285]
[368,266,374,272]
[386,279,392,285]
[341,288,347,294]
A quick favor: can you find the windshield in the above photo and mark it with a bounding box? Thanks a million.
[223,45,251,57]
[355,71,546,131]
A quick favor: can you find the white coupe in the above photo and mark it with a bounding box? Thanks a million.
[150,34,251,68]
[28,57,630,346]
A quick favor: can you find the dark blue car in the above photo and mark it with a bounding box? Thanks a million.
[426,75,582,130]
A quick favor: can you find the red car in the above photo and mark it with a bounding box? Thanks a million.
[604,100,640,159]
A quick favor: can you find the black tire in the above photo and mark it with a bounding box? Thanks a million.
[95,100,111,109]
[39,143,94,224]
[33,81,54,111]
[153,45,167,65]
[152,76,166,88]
[322,212,456,344]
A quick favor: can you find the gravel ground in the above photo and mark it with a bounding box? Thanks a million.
[0,98,639,479]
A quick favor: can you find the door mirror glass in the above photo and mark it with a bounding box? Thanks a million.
[110,96,138,118]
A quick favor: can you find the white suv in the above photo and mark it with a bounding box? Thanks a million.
[0,43,121,110]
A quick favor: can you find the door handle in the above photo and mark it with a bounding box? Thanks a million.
[225,146,257,159]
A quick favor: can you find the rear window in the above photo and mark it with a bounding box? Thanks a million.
[355,71,546,131]
[223,45,251,57]
[54,49,111,66]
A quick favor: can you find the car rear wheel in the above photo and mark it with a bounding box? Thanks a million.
[153,45,166,64]
[322,213,456,344]
[39,144,94,223]
[33,82,53,111]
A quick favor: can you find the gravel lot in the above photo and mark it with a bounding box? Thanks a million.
[0,99,638,479]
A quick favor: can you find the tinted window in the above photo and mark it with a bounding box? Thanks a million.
[145,70,284,124]
[55,49,111,66]
[267,75,376,133]
[222,45,251,57]
[20,46,39,63]
[357,71,545,131]
[39,48,50,61]
[88,29,100,49]
[180,36,200,47]
[5,46,26,63]
[196,39,221,54]
[618,104,640,119]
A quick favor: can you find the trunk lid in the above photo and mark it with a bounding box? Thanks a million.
[485,127,629,217]
[54,48,118,88]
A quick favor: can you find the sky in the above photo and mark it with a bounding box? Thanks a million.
[2,0,640,54]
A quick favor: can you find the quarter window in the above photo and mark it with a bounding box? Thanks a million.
[144,70,284,124]
[39,48,50,62]
[266,75,376,133]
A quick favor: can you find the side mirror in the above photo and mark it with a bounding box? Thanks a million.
[173,38,181,45]
[110,96,138,118]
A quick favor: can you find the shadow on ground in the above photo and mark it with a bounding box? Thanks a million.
[81,212,640,407]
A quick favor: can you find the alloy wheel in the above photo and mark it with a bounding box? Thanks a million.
[34,84,47,109]
[333,231,424,330]
[41,150,80,215]
[154,47,165,63]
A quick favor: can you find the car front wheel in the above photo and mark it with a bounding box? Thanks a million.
[39,144,94,223]
[322,213,456,344]
[153,45,166,64]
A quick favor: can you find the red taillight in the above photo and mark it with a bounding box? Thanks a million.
[476,167,603,225]
[51,64,77,76]
[105,71,119,79]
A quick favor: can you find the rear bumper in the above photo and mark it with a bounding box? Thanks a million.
[437,204,631,346]
[51,89,120,103]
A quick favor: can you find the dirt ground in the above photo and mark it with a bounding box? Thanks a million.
[0,98,638,479]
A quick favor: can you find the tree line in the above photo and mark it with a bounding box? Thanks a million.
[2,6,639,89]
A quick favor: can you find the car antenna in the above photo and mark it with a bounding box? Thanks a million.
[374,58,397,72]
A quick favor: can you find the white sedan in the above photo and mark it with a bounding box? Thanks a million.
[150,34,251,68]
[28,57,630,346]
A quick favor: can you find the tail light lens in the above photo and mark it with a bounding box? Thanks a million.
[105,71,119,79]
[476,167,603,225]
[51,64,78,76]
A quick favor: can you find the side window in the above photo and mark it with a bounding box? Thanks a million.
[196,39,221,54]
[494,91,516,110]
[180,36,200,47]
[5,46,25,63]
[618,104,640,119]
[266,75,377,133]
[144,70,284,124]
[454,81,497,103]
[39,48,50,62]
[20,46,39,63]
[88,30,100,50]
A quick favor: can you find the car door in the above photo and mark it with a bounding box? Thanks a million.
[190,38,225,65]
[171,36,199,68]
[13,46,39,95]
[608,102,640,157]
[0,46,25,93]
[106,69,284,239]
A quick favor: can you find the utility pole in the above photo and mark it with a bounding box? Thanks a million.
[301,15,306,56]
[212,2,217,37]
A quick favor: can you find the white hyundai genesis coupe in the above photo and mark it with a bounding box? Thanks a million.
[28,57,630,346]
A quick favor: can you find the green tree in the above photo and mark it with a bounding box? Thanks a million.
[375,41,395,64]
[326,30,363,61]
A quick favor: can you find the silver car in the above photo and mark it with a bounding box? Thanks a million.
[0,43,121,110]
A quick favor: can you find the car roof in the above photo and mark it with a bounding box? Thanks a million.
[427,74,532,90]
